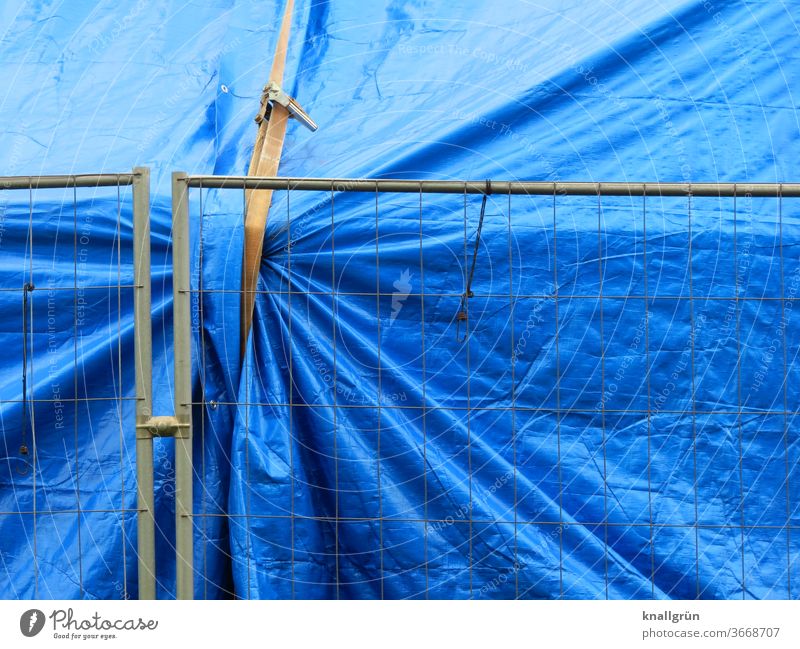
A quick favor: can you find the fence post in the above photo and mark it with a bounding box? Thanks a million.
[132,166,156,599]
[172,171,194,599]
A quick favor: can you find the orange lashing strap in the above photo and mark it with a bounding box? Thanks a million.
[241,0,295,363]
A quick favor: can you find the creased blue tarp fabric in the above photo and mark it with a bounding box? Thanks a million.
[1,0,799,599]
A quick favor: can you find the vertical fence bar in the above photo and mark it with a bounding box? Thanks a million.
[172,171,194,599]
[132,166,156,599]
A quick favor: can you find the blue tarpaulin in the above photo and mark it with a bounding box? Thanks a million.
[1,0,799,598]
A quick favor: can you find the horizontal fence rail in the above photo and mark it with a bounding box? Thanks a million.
[0,173,136,190]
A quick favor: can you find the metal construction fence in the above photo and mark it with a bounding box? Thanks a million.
[0,169,149,599]
[176,175,800,599]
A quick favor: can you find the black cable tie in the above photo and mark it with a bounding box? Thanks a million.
[456,183,492,343]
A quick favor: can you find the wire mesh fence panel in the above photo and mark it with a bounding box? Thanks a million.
[185,178,800,600]
[0,172,143,599]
